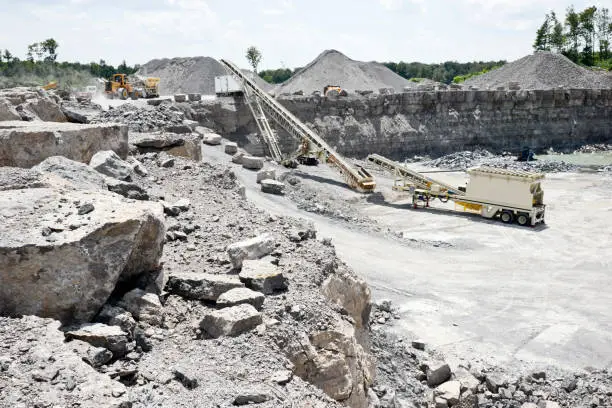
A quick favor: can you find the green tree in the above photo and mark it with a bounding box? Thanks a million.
[579,6,598,64]
[534,14,551,51]
[245,46,262,74]
[41,38,59,62]
[596,8,611,59]
[565,6,581,60]
[550,13,566,52]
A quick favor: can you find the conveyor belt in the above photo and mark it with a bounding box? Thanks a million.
[220,59,375,193]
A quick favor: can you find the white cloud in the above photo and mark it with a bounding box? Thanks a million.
[262,9,284,15]
[380,0,403,10]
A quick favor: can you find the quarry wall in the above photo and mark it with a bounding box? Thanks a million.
[195,88,612,159]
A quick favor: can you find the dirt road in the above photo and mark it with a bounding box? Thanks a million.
[202,144,612,372]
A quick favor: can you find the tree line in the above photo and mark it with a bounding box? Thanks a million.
[534,5,611,68]
[0,39,139,88]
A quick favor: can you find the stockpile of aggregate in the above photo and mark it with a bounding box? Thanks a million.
[463,51,612,90]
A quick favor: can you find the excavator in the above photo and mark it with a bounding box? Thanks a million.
[104,74,160,100]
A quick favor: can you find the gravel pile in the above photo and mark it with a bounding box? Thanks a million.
[575,143,612,153]
[137,57,273,95]
[276,49,412,95]
[463,51,612,90]
[91,103,185,132]
[422,149,579,173]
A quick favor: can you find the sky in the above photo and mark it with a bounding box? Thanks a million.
[0,0,606,69]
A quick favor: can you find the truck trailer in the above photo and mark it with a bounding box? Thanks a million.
[367,154,546,226]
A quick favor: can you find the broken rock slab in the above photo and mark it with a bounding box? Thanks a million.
[0,98,20,121]
[322,271,371,328]
[427,362,452,387]
[65,323,129,358]
[130,132,185,149]
[434,380,461,406]
[216,287,265,310]
[89,150,134,181]
[239,260,288,295]
[261,179,285,195]
[202,133,222,145]
[166,272,244,301]
[226,233,276,269]
[0,187,165,323]
[0,121,128,168]
[199,304,262,338]
[174,94,187,103]
[242,155,264,170]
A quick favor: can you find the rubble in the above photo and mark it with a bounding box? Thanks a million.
[91,102,184,132]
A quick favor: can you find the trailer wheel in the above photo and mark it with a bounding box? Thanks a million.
[500,210,514,224]
[517,213,529,226]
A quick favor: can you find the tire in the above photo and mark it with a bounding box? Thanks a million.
[517,213,529,226]
[500,211,514,224]
[118,88,128,100]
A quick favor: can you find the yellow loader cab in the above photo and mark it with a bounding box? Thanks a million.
[104,74,160,100]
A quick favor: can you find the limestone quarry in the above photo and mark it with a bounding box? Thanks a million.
[0,48,611,408]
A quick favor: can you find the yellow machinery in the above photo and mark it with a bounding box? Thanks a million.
[323,85,346,97]
[42,81,57,90]
[104,74,160,100]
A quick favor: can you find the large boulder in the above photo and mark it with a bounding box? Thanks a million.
[0,187,165,323]
[166,272,244,301]
[0,121,128,168]
[89,150,134,181]
[24,97,67,122]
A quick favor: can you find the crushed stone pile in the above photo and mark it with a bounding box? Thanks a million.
[422,149,578,173]
[463,51,612,90]
[91,103,184,132]
[137,56,227,95]
[137,57,273,95]
[276,49,412,95]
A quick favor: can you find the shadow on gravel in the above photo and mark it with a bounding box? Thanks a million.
[366,192,549,232]
[289,170,354,191]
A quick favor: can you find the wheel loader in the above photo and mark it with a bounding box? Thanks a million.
[104,74,160,100]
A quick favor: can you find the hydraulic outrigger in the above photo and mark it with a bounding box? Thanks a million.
[219,59,375,193]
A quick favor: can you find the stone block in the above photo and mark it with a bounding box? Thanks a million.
[261,179,285,195]
[232,152,245,164]
[65,323,129,357]
[256,169,276,183]
[166,272,244,301]
[188,93,202,102]
[242,155,264,170]
[199,304,262,338]
[239,260,288,294]
[427,362,452,387]
[226,233,276,269]
[174,94,187,103]
[225,142,238,155]
[89,150,134,181]
[203,133,222,145]
[217,287,265,310]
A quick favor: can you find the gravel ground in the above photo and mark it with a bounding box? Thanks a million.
[463,51,612,90]
[420,149,579,172]
[276,50,413,95]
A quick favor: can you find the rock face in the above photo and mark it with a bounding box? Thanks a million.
[165,272,244,301]
[226,233,276,269]
[197,90,612,159]
[0,98,20,121]
[199,304,262,338]
[0,187,165,323]
[284,329,375,408]
[322,272,371,328]
[0,121,128,168]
